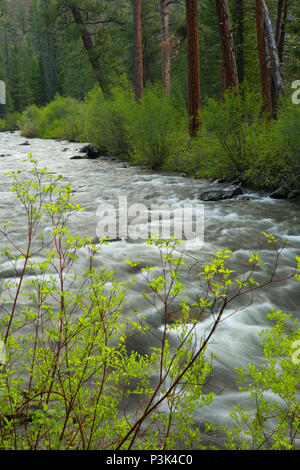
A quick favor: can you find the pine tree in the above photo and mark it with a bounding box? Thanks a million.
[185,0,201,136]
[160,0,171,94]
[133,0,144,101]
[216,0,239,97]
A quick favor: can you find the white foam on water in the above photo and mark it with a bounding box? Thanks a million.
[0,131,299,445]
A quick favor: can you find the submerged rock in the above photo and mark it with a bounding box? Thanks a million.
[288,189,300,199]
[70,155,87,160]
[200,185,243,201]
[91,236,123,244]
[216,175,243,184]
[270,186,300,199]
[270,186,289,199]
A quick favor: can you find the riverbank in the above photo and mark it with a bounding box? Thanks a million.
[0,130,299,450]
[7,129,299,202]
[1,85,296,197]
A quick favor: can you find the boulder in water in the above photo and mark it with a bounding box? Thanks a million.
[79,144,101,159]
[70,155,87,160]
[200,185,243,201]
[288,189,300,199]
[91,236,122,244]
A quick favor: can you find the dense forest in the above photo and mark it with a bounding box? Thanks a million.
[0,0,300,453]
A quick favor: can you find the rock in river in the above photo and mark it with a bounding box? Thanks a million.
[200,185,243,201]
[79,144,101,159]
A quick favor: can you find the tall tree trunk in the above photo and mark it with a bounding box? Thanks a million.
[233,0,244,84]
[133,0,144,102]
[216,0,239,98]
[270,0,288,118]
[185,0,201,137]
[160,0,171,94]
[220,48,227,98]
[276,0,288,64]
[70,7,106,96]
[256,0,273,119]
[3,23,9,77]
[263,0,285,96]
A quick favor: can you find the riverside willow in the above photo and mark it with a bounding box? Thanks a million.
[0,156,299,450]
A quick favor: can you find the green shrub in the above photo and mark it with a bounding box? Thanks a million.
[20,95,84,141]
[242,97,300,188]
[20,105,42,137]
[0,112,22,131]
[276,99,300,187]
[126,85,188,170]
[39,95,84,141]
[83,84,188,169]
[225,308,300,450]
[183,86,300,188]
[167,129,224,179]
[243,119,287,188]
[83,84,134,157]
[201,85,263,177]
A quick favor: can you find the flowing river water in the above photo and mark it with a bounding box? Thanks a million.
[0,131,299,448]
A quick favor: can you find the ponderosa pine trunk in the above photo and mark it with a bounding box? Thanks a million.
[185,0,201,137]
[233,0,244,84]
[216,0,239,98]
[276,0,288,64]
[70,7,106,96]
[133,0,144,102]
[160,0,171,94]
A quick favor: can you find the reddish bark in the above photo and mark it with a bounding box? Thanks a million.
[233,0,244,84]
[160,0,171,94]
[133,0,144,102]
[185,0,201,137]
[216,0,239,98]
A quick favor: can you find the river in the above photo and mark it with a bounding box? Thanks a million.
[0,131,299,448]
